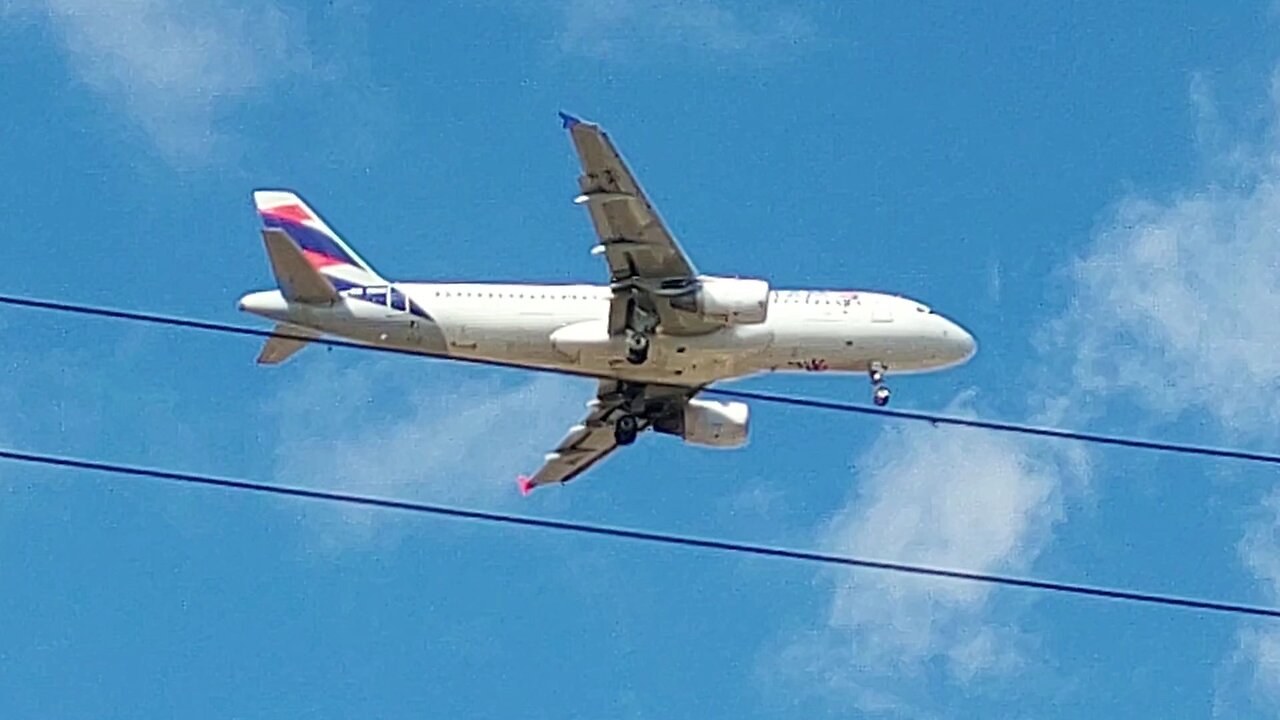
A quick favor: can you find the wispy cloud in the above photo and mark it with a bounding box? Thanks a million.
[1042,70,1280,713]
[553,0,813,62]
[1057,176,1280,430]
[769,64,1280,719]
[822,422,1063,674]
[777,396,1075,713]
[1221,494,1280,714]
[6,0,312,164]
[265,358,586,549]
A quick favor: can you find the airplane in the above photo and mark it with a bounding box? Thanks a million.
[237,112,977,494]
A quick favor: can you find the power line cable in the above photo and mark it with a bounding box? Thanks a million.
[3,444,1278,620]
[3,292,1278,468]
[712,386,1280,466]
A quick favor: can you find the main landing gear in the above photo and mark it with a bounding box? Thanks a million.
[625,329,650,365]
[624,303,658,365]
[609,381,643,446]
[614,413,640,445]
[869,363,891,407]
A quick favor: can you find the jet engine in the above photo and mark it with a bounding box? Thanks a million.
[670,277,770,325]
[680,399,750,448]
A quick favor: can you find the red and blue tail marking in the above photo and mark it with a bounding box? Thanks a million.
[253,190,383,288]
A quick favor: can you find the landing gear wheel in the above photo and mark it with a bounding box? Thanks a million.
[614,414,640,445]
[868,363,890,406]
[625,331,650,365]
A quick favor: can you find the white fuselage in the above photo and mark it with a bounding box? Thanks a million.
[239,282,976,386]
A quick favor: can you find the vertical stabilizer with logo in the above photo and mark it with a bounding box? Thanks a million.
[253,190,385,291]
[248,190,386,364]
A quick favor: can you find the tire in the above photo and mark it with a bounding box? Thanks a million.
[873,387,891,407]
[614,414,639,445]
[625,335,649,365]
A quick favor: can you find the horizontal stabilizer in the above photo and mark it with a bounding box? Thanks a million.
[261,229,340,304]
[257,323,320,365]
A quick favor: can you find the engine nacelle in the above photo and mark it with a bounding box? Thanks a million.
[670,276,770,325]
[681,399,750,448]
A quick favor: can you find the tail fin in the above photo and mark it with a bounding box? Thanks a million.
[261,228,340,304]
[253,190,385,290]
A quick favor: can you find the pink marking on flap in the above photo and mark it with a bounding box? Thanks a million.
[517,475,535,496]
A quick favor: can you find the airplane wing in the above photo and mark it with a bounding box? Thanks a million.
[518,380,695,494]
[560,113,719,336]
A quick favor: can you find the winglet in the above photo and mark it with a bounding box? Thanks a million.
[517,475,536,496]
[558,111,583,129]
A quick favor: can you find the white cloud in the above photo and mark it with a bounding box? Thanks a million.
[786,404,1069,709]
[1059,184,1280,430]
[7,0,312,163]
[265,359,586,549]
[768,62,1272,720]
[1217,492,1280,716]
[1217,488,1280,716]
[1221,628,1280,717]
[772,75,1267,716]
[1042,70,1280,714]
[554,0,812,61]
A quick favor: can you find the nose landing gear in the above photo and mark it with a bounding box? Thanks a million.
[869,363,891,406]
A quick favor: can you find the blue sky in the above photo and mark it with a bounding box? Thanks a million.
[3,1,1280,717]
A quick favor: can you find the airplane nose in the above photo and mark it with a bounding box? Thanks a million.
[955,325,977,360]
[936,315,977,363]
[949,320,977,361]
